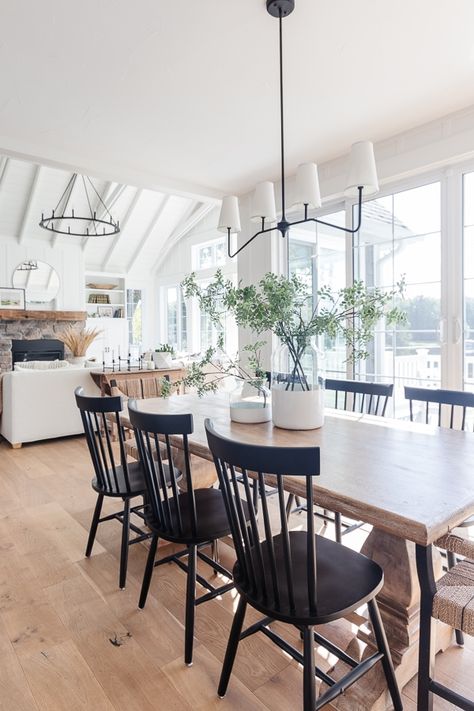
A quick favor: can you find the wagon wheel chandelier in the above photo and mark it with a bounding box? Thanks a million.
[218,0,379,258]
[39,173,120,237]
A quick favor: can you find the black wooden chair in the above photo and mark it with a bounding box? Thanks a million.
[128,401,238,666]
[288,379,394,543]
[205,419,403,711]
[405,384,474,647]
[416,538,474,710]
[75,387,157,589]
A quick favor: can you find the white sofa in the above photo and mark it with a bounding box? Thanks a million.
[0,367,100,447]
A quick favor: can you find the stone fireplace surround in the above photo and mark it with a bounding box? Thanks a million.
[0,310,86,372]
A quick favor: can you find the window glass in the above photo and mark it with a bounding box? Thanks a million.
[354,182,441,418]
[126,289,143,348]
[166,286,178,350]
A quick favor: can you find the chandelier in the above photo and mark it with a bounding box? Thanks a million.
[39,174,120,237]
[17,260,38,271]
[218,0,379,258]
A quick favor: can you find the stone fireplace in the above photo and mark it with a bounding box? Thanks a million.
[0,310,86,372]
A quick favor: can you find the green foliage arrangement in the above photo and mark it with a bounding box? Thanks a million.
[181,270,406,393]
[155,343,175,356]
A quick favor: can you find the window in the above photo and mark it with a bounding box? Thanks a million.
[289,210,347,378]
[165,286,188,353]
[354,182,442,417]
[464,171,474,391]
[126,289,143,348]
[193,237,226,271]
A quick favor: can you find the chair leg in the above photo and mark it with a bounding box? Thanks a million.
[447,550,465,646]
[211,539,219,564]
[85,493,104,557]
[286,493,295,521]
[367,599,403,711]
[119,498,131,590]
[416,543,437,711]
[252,480,259,515]
[302,626,316,711]
[218,595,247,698]
[334,512,342,544]
[185,545,197,666]
[138,534,159,609]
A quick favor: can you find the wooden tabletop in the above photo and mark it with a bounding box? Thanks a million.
[122,393,474,547]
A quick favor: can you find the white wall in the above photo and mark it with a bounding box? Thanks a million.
[0,234,84,309]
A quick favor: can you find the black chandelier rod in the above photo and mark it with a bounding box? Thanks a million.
[279,10,286,224]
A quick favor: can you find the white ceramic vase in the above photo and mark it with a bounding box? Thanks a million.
[69,356,86,367]
[271,386,324,430]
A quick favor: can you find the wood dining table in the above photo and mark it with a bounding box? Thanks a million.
[121,392,474,710]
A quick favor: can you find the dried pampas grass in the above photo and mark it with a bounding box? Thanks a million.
[58,326,101,356]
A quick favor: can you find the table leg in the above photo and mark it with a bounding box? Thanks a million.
[327,528,452,710]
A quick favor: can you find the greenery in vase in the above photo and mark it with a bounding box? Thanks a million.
[182,270,406,392]
[154,343,175,356]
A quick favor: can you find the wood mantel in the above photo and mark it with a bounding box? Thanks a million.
[0,309,87,321]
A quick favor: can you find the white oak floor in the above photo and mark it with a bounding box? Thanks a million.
[0,435,473,710]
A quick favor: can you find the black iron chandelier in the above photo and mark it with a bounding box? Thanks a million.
[39,173,120,237]
[218,0,379,258]
[17,260,38,271]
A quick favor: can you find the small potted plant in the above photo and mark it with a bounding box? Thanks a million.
[58,326,101,367]
[182,270,405,430]
[153,343,175,369]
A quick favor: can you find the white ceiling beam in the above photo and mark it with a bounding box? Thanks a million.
[0,156,9,187]
[126,195,172,273]
[153,202,215,274]
[17,165,42,244]
[101,187,143,271]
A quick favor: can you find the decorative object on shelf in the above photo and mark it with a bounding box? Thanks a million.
[88,293,110,304]
[17,260,38,271]
[113,307,124,318]
[58,326,102,367]
[86,283,117,290]
[217,0,379,258]
[39,173,120,237]
[0,287,25,310]
[153,344,175,369]
[97,305,114,317]
[182,269,406,430]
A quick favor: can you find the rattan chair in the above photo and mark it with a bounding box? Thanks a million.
[205,418,403,711]
[416,535,474,710]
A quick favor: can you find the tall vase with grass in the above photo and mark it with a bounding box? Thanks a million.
[182,270,405,430]
[58,326,101,367]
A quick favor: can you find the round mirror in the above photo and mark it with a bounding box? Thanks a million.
[12,260,60,309]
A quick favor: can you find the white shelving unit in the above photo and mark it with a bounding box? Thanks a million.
[84,273,129,362]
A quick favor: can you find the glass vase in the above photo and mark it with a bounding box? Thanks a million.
[229,377,271,424]
[271,339,325,430]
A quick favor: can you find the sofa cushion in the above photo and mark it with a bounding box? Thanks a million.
[14,360,70,371]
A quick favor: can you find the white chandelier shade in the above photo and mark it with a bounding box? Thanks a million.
[294,162,321,209]
[251,181,277,223]
[218,195,241,234]
[344,141,379,198]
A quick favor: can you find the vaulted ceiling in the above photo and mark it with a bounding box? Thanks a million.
[1,0,474,198]
[0,156,215,275]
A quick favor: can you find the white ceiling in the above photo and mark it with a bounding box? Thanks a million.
[1,0,474,198]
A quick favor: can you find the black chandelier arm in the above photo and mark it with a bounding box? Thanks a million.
[227,223,279,259]
[285,186,364,235]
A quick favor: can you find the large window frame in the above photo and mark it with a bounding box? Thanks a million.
[286,160,474,402]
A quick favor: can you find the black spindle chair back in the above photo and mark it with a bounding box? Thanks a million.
[205,418,320,619]
[405,385,474,430]
[75,387,131,495]
[128,401,196,541]
[326,378,394,416]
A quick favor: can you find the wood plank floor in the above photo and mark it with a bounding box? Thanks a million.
[0,434,473,710]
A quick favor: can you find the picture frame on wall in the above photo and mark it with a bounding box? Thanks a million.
[0,287,26,310]
[97,305,114,318]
